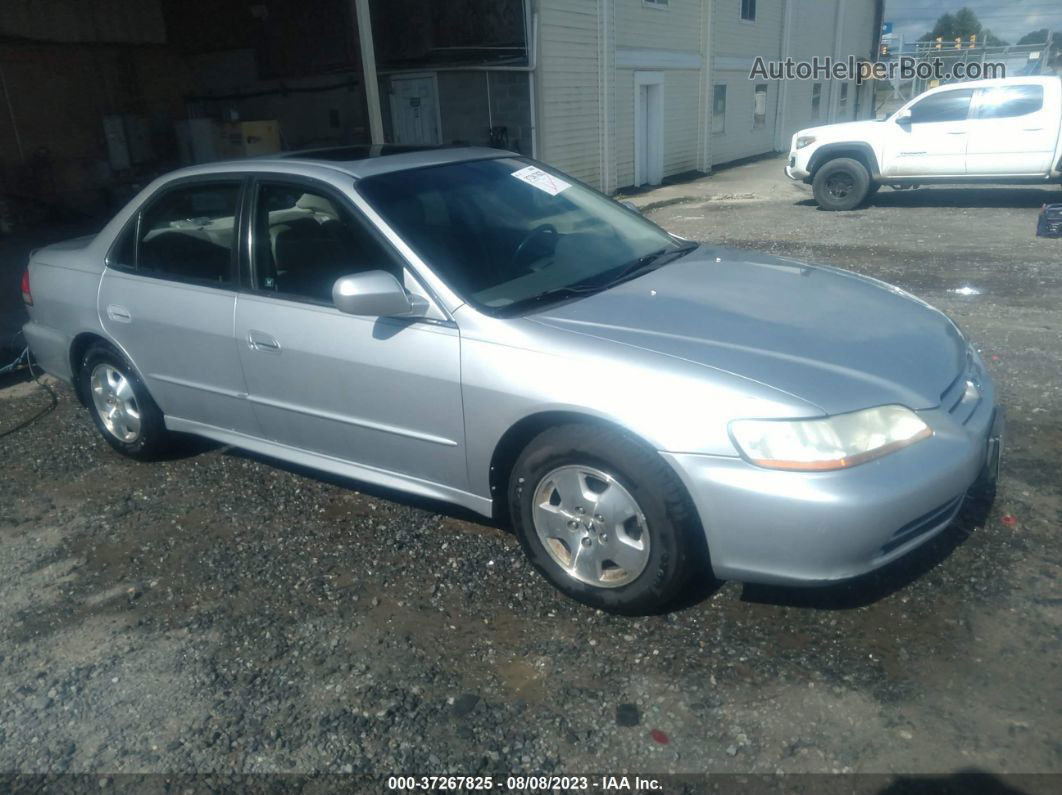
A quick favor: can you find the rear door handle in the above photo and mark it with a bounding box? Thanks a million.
[946,131,966,135]
[1023,127,1043,132]
[106,304,132,323]
[247,330,281,353]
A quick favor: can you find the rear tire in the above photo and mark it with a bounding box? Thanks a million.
[812,157,871,211]
[508,423,702,614]
[80,342,169,460]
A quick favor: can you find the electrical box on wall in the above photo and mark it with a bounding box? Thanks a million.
[218,120,281,158]
[175,118,221,165]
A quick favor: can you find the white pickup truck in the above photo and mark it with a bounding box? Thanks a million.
[786,76,1062,210]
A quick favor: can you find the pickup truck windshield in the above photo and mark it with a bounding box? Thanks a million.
[357,157,683,315]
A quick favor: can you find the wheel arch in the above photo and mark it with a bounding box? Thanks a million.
[808,143,881,180]
[68,331,151,408]
[487,410,697,527]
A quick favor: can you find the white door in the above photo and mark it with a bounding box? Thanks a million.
[881,87,974,177]
[967,84,1056,175]
[389,75,441,145]
[634,72,664,186]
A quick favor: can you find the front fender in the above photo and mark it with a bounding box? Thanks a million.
[807,142,882,180]
[456,312,820,499]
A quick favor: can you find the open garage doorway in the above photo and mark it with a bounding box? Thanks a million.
[634,71,664,187]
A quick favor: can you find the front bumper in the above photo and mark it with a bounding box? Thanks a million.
[662,382,1001,586]
[785,154,810,181]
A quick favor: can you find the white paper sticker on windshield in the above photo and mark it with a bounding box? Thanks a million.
[511,165,571,196]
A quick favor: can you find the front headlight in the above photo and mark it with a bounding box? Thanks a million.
[729,405,932,471]
[795,135,817,149]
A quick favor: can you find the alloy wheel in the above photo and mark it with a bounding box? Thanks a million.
[531,465,650,588]
[90,363,142,443]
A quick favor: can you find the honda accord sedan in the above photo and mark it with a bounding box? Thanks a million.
[22,145,1003,613]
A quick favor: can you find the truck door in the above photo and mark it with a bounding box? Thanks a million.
[881,88,974,178]
[967,83,1056,175]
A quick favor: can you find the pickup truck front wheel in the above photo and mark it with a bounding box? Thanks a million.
[812,158,870,211]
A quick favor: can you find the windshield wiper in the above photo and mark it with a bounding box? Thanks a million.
[506,242,699,313]
[595,242,699,290]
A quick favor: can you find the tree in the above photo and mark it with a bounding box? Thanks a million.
[1018,29,1061,66]
[918,7,1008,47]
[1018,28,1060,48]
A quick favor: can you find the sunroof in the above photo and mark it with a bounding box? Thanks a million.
[280,144,466,162]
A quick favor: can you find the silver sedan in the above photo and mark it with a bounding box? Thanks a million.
[22,146,1003,613]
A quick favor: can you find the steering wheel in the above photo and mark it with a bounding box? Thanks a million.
[511,223,558,270]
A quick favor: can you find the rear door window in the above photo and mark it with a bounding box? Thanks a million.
[112,181,241,285]
[976,85,1044,119]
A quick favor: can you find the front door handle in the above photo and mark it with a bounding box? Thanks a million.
[247,330,281,353]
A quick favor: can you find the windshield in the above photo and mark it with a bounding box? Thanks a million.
[357,157,685,314]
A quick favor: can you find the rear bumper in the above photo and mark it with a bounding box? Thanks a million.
[663,383,1000,586]
[22,320,73,382]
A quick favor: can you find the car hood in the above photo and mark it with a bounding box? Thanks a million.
[529,247,966,415]
[797,119,886,144]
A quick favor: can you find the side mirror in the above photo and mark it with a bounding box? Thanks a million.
[332,270,422,317]
[895,109,912,126]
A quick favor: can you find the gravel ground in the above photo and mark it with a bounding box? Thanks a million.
[1,159,1059,786]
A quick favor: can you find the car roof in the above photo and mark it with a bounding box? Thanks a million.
[171,144,512,181]
[930,75,1060,91]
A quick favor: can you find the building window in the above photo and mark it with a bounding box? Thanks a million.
[712,85,727,133]
[643,0,669,7]
[753,84,767,129]
[741,0,756,21]
[811,83,823,119]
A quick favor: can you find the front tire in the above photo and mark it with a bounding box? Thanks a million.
[80,342,169,460]
[812,157,871,211]
[508,424,701,614]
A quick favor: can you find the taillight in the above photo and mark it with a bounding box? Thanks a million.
[21,268,32,305]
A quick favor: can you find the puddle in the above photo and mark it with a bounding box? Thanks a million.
[947,286,982,296]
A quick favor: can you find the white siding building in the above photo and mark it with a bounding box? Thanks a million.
[357,0,882,193]
[532,0,882,192]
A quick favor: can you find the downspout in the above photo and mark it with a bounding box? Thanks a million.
[528,3,538,158]
[699,0,713,173]
[0,60,24,162]
[599,0,612,192]
[829,0,846,122]
[355,0,384,144]
[775,0,793,151]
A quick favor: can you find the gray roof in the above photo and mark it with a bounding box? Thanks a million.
[196,145,511,180]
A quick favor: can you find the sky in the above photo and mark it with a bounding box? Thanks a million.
[884,0,1062,46]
